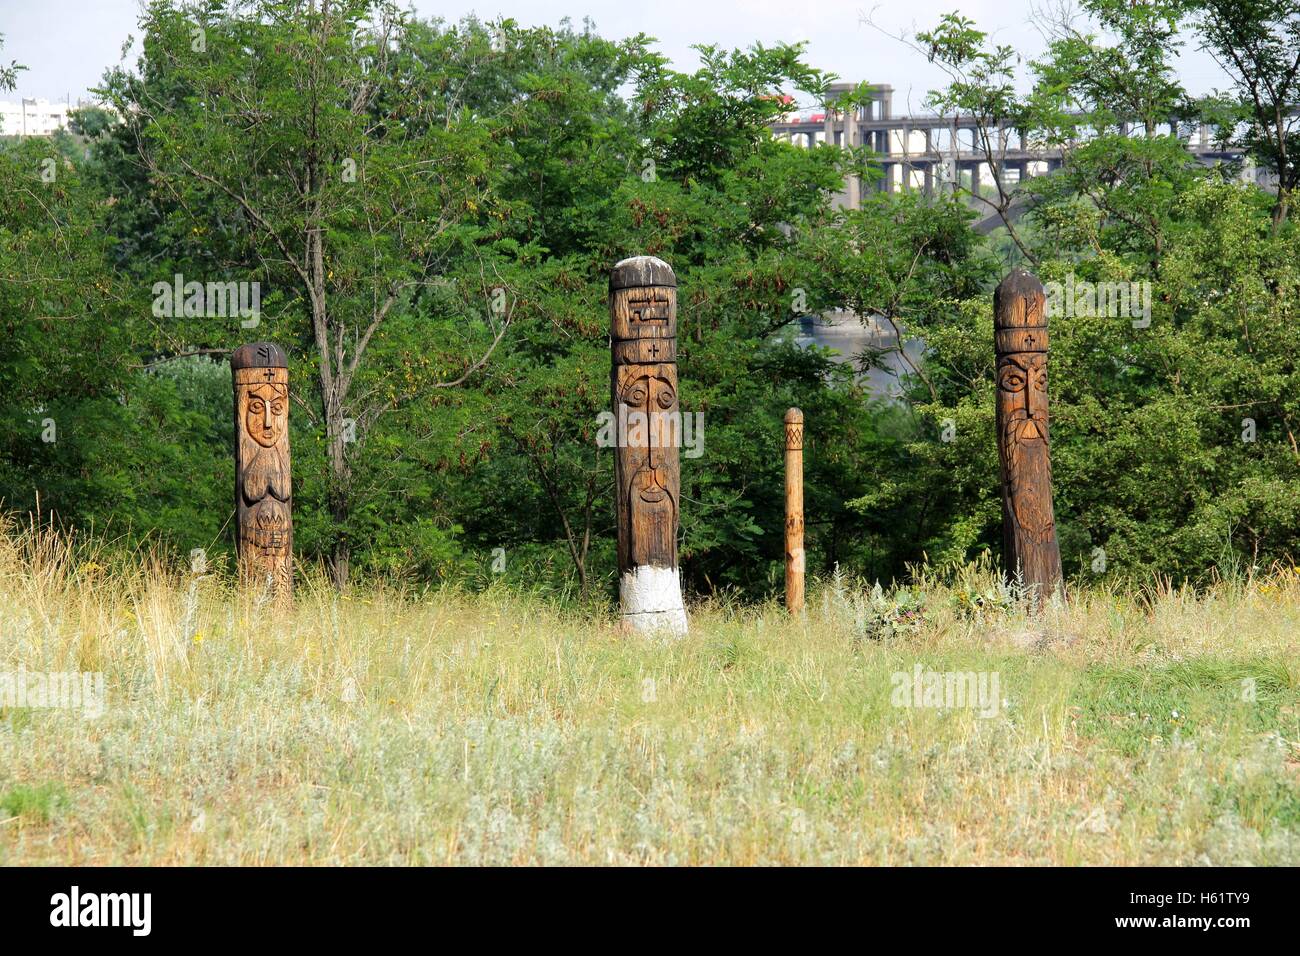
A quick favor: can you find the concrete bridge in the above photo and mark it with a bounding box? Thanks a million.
[775,83,1271,392]
[771,82,1255,232]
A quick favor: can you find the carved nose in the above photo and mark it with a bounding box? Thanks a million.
[645,411,661,466]
[1021,420,1040,439]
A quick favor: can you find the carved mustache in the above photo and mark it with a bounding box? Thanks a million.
[1004,410,1048,442]
[632,462,669,503]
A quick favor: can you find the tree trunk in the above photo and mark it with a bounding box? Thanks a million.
[325,400,351,589]
[1272,190,1290,234]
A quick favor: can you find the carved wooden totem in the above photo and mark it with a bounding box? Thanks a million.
[784,408,805,614]
[610,256,688,635]
[994,270,1063,604]
[232,342,293,598]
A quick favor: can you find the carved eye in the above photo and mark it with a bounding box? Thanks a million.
[271,401,285,415]
[656,389,675,409]
[1033,371,1047,390]
[999,369,1026,391]
[249,399,265,413]
[625,384,647,406]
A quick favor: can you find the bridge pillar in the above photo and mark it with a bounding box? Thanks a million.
[847,119,861,207]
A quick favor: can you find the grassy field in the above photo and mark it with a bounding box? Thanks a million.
[1,523,1297,865]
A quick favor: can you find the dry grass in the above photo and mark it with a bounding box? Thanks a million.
[0,520,1297,865]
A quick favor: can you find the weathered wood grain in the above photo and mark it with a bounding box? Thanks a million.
[232,342,293,599]
[784,408,805,614]
[610,256,687,635]
[994,270,1063,605]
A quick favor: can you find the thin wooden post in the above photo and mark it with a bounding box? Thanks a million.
[610,256,688,635]
[232,342,293,599]
[994,270,1063,605]
[784,408,805,613]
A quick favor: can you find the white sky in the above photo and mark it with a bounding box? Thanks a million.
[1,0,1232,108]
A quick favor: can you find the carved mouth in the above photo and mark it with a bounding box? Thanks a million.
[639,486,667,503]
[1010,416,1047,442]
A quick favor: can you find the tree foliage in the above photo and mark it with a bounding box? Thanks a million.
[1,2,1297,601]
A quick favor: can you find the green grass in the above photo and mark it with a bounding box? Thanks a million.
[1,783,68,824]
[0,523,1297,864]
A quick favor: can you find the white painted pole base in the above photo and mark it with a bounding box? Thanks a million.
[619,565,688,637]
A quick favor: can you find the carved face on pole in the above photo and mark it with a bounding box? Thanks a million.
[994,270,1063,599]
[244,383,287,448]
[611,268,680,571]
[610,256,687,635]
[232,342,293,599]
[997,352,1053,539]
[619,369,678,563]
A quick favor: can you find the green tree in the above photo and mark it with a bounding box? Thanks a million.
[872,3,1300,584]
[0,32,23,94]
[100,0,514,586]
[0,133,227,550]
[1191,0,1300,230]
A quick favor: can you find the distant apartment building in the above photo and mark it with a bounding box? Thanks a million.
[0,98,89,136]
